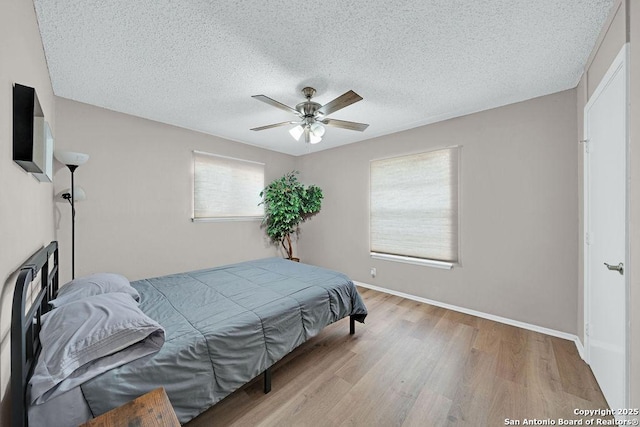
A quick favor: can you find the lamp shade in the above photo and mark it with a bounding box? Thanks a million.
[54,150,89,166]
[310,123,325,137]
[309,133,322,144]
[56,186,86,202]
[289,125,304,141]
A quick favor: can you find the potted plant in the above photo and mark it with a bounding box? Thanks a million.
[260,171,323,261]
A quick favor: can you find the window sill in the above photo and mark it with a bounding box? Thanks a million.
[370,252,454,270]
[192,216,263,223]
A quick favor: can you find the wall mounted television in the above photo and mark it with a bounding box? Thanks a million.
[13,83,53,181]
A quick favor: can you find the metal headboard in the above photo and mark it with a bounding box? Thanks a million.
[11,241,59,427]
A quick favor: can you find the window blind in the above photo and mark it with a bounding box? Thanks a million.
[370,147,459,263]
[193,151,264,220]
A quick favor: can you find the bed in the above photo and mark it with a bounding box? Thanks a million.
[12,241,367,426]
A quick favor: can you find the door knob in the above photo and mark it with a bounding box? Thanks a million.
[604,262,624,275]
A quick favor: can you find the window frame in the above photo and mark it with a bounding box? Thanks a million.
[369,146,462,269]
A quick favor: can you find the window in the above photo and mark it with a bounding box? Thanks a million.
[192,151,264,221]
[370,147,459,267]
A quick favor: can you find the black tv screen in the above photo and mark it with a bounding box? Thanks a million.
[13,83,45,174]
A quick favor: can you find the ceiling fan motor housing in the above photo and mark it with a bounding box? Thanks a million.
[296,101,321,119]
[296,87,322,120]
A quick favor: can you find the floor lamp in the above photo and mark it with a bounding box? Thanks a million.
[54,150,89,279]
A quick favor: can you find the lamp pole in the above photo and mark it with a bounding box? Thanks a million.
[62,165,78,279]
[54,150,88,281]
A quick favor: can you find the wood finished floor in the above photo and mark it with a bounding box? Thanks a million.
[186,287,610,427]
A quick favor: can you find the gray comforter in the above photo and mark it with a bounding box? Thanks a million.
[81,258,367,423]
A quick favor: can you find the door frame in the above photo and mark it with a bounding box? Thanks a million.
[583,43,629,408]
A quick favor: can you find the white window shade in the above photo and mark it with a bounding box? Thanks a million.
[370,147,459,263]
[193,151,264,220]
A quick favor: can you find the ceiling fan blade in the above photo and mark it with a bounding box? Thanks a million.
[252,95,300,115]
[250,121,299,131]
[322,118,369,132]
[317,90,363,116]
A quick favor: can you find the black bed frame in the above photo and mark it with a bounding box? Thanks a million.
[261,314,356,393]
[11,241,59,427]
[10,241,357,426]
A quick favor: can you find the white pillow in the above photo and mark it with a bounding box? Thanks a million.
[30,293,164,405]
[50,273,139,308]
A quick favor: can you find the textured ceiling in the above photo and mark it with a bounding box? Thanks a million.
[34,0,613,156]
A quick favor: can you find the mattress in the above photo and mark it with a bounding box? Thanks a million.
[80,257,367,423]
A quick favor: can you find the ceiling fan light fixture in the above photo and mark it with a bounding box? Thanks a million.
[289,125,304,141]
[309,133,322,144]
[310,122,325,138]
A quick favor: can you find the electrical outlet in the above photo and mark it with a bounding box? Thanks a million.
[370,267,376,278]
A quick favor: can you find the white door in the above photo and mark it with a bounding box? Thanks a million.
[584,45,628,412]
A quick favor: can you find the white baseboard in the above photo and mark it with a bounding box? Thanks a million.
[354,281,586,360]
[574,337,586,361]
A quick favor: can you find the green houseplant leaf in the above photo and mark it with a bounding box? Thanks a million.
[260,171,323,260]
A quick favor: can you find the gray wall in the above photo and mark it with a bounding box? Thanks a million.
[296,89,579,334]
[54,98,297,282]
[0,0,57,424]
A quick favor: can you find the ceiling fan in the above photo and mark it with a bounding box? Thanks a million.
[250,87,369,144]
